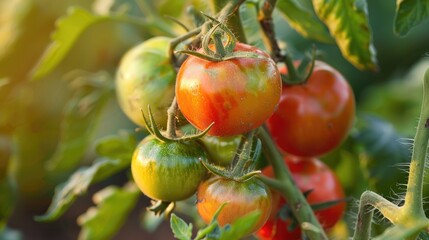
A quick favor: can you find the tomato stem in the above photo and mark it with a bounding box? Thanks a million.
[258,127,328,240]
[352,191,400,240]
[232,130,255,176]
[166,97,178,139]
[258,0,279,55]
[259,0,314,85]
[402,67,429,219]
[210,0,247,42]
[170,28,201,68]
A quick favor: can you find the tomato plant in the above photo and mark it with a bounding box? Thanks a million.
[8,0,429,239]
[176,42,281,136]
[196,175,272,235]
[131,135,207,201]
[116,37,176,128]
[257,155,346,239]
[266,61,355,157]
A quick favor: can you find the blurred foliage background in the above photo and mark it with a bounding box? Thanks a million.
[0,0,429,239]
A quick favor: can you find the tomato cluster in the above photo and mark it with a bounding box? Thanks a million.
[116,32,354,238]
[256,61,354,239]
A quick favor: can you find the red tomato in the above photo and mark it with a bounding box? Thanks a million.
[196,176,272,235]
[176,42,281,136]
[256,156,346,239]
[266,61,355,157]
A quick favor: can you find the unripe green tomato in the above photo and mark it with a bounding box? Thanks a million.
[131,135,207,201]
[200,135,240,167]
[116,37,175,128]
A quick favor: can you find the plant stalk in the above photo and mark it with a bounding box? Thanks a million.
[166,97,178,139]
[232,131,255,176]
[352,191,400,240]
[258,0,299,83]
[258,127,328,240]
[210,0,247,43]
[402,67,429,219]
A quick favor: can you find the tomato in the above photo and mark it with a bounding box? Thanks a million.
[266,61,355,157]
[176,42,282,136]
[196,176,272,235]
[116,37,176,128]
[131,135,207,201]
[200,135,241,167]
[256,156,346,239]
[256,214,300,240]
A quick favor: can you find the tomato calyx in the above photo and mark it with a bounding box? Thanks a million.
[200,130,262,182]
[176,14,269,62]
[147,200,175,216]
[280,46,317,86]
[141,104,214,143]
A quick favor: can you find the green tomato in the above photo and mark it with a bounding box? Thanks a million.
[200,135,240,167]
[131,135,207,201]
[116,37,175,128]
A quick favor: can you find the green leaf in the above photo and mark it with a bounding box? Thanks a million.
[195,222,219,240]
[35,131,136,222]
[35,158,125,222]
[276,0,333,44]
[312,0,377,71]
[239,2,267,51]
[419,231,429,240]
[46,72,113,174]
[77,182,140,240]
[170,214,193,240]
[156,0,186,18]
[394,0,429,37]
[95,130,137,160]
[31,8,110,80]
[353,115,410,196]
[218,210,261,240]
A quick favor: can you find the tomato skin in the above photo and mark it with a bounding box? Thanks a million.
[266,61,355,157]
[176,42,281,136]
[131,135,207,201]
[256,216,300,240]
[196,176,272,234]
[256,156,346,239]
[116,37,175,128]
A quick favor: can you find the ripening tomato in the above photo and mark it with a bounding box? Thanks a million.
[196,176,272,235]
[256,156,346,239]
[131,135,207,201]
[266,61,355,157]
[116,37,176,128]
[176,42,281,136]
